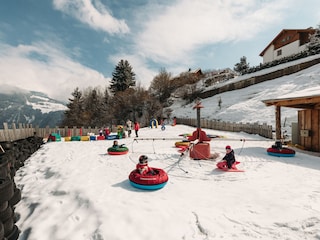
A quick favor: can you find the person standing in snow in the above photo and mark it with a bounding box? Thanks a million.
[104,127,110,137]
[134,121,140,137]
[221,145,236,169]
[126,119,132,137]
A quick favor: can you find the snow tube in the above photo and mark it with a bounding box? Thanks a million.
[107,146,129,155]
[129,168,168,190]
[267,147,295,157]
[71,136,81,141]
[175,141,190,147]
[48,133,61,142]
[149,119,158,128]
[178,133,192,137]
[216,161,244,172]
[97,135,105,140]
[80,136,89,141]
[106,134,118,140]
[207,134,224,139]
[64,137,71,141]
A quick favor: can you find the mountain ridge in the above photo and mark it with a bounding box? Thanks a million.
[0,86,67,128]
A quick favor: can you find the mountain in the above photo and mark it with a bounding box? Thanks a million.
[0,85,67,128]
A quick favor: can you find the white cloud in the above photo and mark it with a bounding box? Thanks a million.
[134,0,289,65]
[0,42,109,101]
[52,0,129,34]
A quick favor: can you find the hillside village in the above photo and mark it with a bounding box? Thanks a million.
[170,27,319,100]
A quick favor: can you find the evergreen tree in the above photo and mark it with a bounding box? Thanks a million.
[234,56,250,75]
[109,86,161,126]
[129,86,161,124]
[82,88,103,127]
[110,59,136,93]
[307,25,320,54]
[100,87,113,124]
[61,87,83,127]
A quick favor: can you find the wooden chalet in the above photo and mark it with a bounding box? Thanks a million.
[262,94,320,152]
[260,28,316,64]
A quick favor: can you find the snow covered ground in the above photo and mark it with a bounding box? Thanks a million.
[15,124,320,240]
[12,58,320,239]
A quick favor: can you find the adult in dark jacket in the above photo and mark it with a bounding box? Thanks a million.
[222,145,236,169]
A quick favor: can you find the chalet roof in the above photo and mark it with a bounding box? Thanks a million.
[190,68,203,75]
[262,94,320,109]
[259,28,315,57]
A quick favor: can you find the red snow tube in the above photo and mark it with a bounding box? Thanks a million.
[129,168,168,190]
[267,147,295,157]
[217,161,240,169]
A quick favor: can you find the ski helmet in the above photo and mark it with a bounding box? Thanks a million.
[139,155,148,163]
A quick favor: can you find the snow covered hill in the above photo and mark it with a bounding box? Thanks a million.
[169,56,320,136]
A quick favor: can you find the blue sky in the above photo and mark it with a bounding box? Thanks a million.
[0,0,319,101]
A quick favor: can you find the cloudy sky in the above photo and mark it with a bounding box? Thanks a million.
[0,0,319,101]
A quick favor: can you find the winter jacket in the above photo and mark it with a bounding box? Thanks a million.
[126,120,132,130]
[222,150,236,168]
[134,122,140,131]
[136,163,151,175]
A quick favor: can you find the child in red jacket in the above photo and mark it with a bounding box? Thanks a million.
[136,155,152,175]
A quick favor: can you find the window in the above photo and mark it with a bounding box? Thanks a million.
[277,49,282,56]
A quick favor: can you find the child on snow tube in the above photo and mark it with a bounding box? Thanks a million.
[136,155,155,175]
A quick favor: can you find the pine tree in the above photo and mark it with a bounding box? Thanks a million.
[307,25,320,54]
[61,87,83,127]
[100,87,113,124]
[82,88,103,127]
[110,60,136,93]
[234,56,250,75]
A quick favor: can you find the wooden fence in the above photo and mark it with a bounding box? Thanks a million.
[0,123,116,142]
[0,119,273,142]
[0,123,36,142]
[176,118,273,139]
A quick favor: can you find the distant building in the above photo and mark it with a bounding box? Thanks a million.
[202,68,236,87]
[188,68,203,77]
[259,28,316,64]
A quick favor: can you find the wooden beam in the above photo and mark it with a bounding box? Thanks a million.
[315,103,320,109]
[262,95,320,108]
[275,106,281,140]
